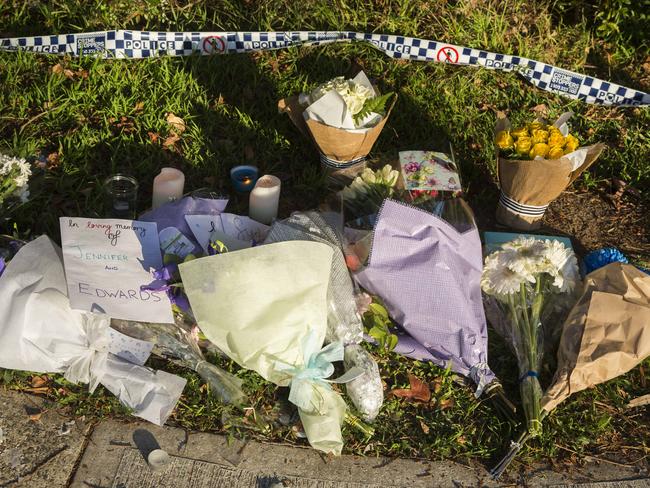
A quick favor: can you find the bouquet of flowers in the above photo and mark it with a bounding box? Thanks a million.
[491,261,650,478]
[354,199,513,413]
[339,164,400,220]
[179,241,363,454]
[494,112,605,230]
[481,237,579,437]
[0,153,31,213]
[264,211,384,422]
[0,236,187,425]
[278,71,395,175]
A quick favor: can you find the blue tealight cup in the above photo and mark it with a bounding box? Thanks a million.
[230,165,259,193]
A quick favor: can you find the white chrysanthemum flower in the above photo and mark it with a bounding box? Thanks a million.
[482,251,531,296]
[543,240,579,292]
[0,154,31,186]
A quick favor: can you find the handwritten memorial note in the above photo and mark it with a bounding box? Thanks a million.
[60,217,174,323]
[185,214,269,253]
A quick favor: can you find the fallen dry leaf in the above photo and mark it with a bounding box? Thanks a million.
[30,375,49,388]
[134,101,144,112]
[147,131,159,144]
[390,374,431,402]
[28,411,43,422]
[163,133,181,148]
[166,113,186,134]
[627,394,650,409]
[419,420,430,434]
[431,376,443,394]
[23,386,49,395]
[47,152,60,169]
[439,397,455,410]
[531,104,548,115]
[51,63,64,75]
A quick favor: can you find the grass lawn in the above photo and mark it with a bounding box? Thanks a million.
[1,0,649,475]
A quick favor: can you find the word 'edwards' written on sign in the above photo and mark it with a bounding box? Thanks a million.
[59,217,174,323]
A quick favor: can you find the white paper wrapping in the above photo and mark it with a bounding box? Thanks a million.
[303,71,381,132]
[0,235,186,425]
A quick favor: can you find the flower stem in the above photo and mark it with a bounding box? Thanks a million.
[345,411,375,437]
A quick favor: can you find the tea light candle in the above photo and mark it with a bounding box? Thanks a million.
[249,175,281,225]
[230,165,259,193]
[152,168,185,209]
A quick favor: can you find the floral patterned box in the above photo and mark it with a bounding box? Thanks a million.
[398,150,462,192]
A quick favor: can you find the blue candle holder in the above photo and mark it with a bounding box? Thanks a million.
[230,165,259,193]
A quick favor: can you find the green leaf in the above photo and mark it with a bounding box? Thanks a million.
[385,334,399,352]
[353,92,394,125]
[368,325,387,342]
[368,302,389,320]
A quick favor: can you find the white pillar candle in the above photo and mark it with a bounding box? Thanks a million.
[152,167,185,209]
[249,175,281,225]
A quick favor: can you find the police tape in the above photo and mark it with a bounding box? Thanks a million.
[1,30,648,106]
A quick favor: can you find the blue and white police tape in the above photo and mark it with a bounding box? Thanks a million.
[1,30,648,107]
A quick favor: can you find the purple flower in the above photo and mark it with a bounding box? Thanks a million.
[152,263,179,281]
[404,162,421,174]
[141,263,191,313]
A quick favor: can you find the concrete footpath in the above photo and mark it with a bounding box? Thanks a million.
[1,390,648,488]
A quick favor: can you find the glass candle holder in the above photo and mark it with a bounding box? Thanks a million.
[230,165,259,193]
[104,175,138,219]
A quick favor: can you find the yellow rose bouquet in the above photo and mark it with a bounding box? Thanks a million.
[494,112,605,230]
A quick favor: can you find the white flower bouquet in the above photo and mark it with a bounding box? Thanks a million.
[481,237,579,436]
[279,71,395,173]
[339,164,399,219]
[0,153,31,210]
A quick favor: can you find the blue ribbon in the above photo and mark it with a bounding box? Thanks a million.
[519,370,539,382]
[275,329,362,412]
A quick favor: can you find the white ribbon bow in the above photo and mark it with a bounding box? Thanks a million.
[64,315,111,392]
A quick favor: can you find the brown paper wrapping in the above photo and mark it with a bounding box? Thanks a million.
[540,263,650,413]
[494,115,605,230]
[278,94,396,171]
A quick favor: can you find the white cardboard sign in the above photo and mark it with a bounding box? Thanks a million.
[59,217,174,323]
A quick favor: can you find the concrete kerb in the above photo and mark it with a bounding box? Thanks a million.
[1,388,648,488]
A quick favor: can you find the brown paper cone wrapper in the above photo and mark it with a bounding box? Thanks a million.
[496,143,605,230]
[278,94,396,175]
[540,263,650,413]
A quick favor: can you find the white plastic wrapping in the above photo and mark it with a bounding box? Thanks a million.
[0,236,186,425]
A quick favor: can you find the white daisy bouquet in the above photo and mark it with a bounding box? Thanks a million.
[481,237,579,437]
[0,153,31,208]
